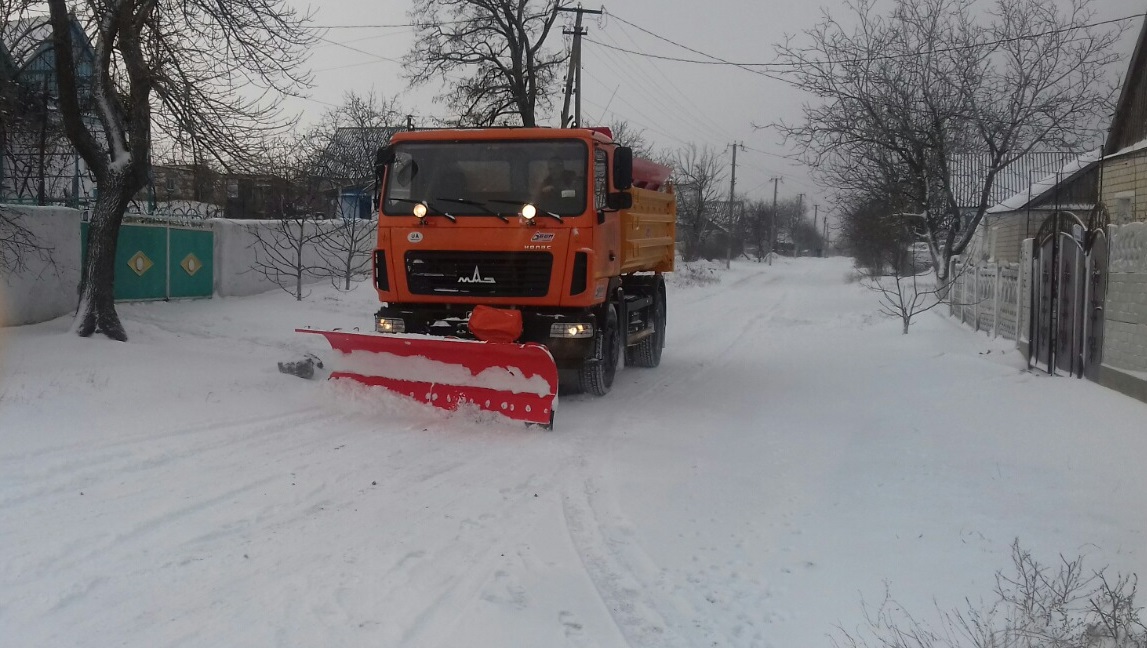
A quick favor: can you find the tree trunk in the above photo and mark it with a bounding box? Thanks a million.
[73,171,130,341]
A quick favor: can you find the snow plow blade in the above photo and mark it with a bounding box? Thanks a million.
[298,329,558,427]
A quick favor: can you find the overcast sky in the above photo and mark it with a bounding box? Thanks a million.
[286,0,1146,221]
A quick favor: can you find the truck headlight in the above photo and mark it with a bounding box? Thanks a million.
[550,322,593,338]
[521,203,537,220]
[413,202,427,219]
[376,317,405,333]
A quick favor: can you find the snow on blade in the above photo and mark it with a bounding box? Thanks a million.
[336,349,553,396]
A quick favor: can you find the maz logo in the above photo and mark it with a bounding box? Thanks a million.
[458,266,496,284]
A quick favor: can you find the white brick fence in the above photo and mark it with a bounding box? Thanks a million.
[948,258,1026,342]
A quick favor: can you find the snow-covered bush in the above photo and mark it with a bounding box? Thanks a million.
[835,540,1146,648]
[668,258,724,288]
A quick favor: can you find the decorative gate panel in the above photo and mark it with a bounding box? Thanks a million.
[82,221,214,301]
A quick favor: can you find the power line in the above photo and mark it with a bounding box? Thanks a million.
[583,42,726,144]
[599,9,1144,70]
[606,18,736,143]
[315,36,403,66]
[590,29,732,144]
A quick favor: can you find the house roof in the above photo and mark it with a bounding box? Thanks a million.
[0,39,15,80]
[1105,14,1147,155]
[950,151,1081,208]
[987,149,1101,213]
[318,126,401,179]
[0,16,95,85]
[2,17,56,70]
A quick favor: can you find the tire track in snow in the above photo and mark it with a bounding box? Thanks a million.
[3,410,345,582]
[0,408,329,510]
[559,474,719,648]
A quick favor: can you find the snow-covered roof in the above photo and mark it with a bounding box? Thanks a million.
[986,149,1101,214]
[1103,138,1147,161]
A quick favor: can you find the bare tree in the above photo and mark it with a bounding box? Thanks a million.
[305,91,406,198]
[607,119,656,160]
[866,263,953,334]
[300,91,404,290]
[773,0,1122,281]
[839,192,913,276]
[0,205,54,277]
[33,0,316,341]
[314,218,377,291]
[791,217,824,256]
[247,142,330,302]
[672,144,726,262]
[404,0,565,127]
[743,199,774,262]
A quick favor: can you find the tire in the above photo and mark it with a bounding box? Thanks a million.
[627,288,665,368]
[579,304,622,396]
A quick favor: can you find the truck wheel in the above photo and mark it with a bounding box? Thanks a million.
[628,288,665,368]
[579,304,621,396]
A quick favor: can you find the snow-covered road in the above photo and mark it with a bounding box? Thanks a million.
[2,257,1145,647]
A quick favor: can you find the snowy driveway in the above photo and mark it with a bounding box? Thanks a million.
[2,257,1145,647]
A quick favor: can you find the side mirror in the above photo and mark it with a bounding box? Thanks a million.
[374,146,394,183]
[606,192,633,210]
[613,146,633,191]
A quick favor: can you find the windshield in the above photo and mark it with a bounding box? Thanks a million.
[382,140,588,218]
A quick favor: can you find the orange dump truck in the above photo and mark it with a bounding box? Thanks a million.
[304,126,675,426]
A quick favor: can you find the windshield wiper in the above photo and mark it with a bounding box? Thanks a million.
[386,197,456,222]
[487,198,564,223]
[434,197,511,223]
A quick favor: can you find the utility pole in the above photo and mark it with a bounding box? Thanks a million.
[813,203,820,257]
[725,142,744,269]
[794,193,804,257]
[559,5,602,128]
[769,176,781,266]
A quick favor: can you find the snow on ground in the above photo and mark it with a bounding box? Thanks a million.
[1,257,1145,647]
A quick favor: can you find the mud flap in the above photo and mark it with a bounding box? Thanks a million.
[298,329,558,427]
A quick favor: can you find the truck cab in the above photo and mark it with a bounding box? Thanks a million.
[371,127,674,395]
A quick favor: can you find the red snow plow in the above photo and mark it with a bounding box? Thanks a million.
[298,310,559,426]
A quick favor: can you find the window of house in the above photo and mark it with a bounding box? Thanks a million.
[1114,191,1134,225]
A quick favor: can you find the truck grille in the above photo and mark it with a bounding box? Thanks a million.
[404,251,553,297]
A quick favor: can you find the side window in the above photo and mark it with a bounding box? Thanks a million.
[594,149,607,211]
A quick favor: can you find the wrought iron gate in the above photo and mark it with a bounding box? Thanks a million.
[1028,208,1108,378]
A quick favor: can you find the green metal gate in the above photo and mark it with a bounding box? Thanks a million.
[81,221,214,301]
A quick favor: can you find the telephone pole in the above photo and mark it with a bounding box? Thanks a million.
[813,203,821,257]
[769,176,781,266]
[794,193,804,257]
[725,142,744,268]
[559,5,602,128]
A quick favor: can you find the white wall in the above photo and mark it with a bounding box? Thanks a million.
[3,209,366,327]
[1103,222,1147,373]
[0,206,82,327]
[211,219,352,298]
